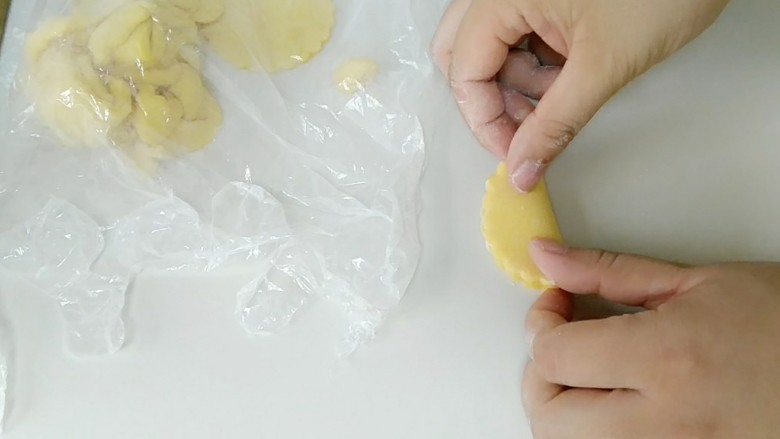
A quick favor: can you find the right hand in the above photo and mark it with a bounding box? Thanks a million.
[432,0,730,191]
[523,241,780,438]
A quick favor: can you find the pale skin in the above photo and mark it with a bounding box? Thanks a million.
[525,240,780,438]
[432,0,729,192]
[433,0,780,437]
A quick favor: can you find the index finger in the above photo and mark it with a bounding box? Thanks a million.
[431,0,471,76]
[448,1,531,158]
[523,289,572,419]
[532,312,660,390]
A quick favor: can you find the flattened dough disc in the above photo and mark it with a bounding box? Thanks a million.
[203,0,335,72]
[481,162,562,291]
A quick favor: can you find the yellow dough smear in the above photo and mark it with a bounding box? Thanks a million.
[481,162,562,291]
[202,0,335,72]
[25,0,223,168]
[334,58,378,94]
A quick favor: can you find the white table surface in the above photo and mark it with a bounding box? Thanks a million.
[2,0,780,438]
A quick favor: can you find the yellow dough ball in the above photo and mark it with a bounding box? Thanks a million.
[481,162,563,291]
[334,58,378,94]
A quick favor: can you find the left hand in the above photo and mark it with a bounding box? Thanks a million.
[523,239,780,438]
[431,0,728,192]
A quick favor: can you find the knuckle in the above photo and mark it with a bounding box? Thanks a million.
[591,250,624,290]
[532,116,578,153]
[594,250,620,272]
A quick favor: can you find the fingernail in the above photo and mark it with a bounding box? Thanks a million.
[511,160,546,192]
[451,83,467,104]
[525,331,536,361]
[531,238,568,255]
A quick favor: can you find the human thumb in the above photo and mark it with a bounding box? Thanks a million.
[507,53,619,192]
[529,239,691,309]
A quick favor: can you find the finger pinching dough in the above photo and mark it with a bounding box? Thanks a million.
[202,0,335,72]
[25,0,223,168]
[481,162,563,291]
[334,58,378,94]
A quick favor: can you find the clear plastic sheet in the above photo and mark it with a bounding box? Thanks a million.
[0,320,8,435]
[0,0,448,377]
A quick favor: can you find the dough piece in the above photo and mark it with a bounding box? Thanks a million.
[88,1,199,71]
[87,2,153,66]
[481,162,563,291]
[26,20,133,147]
[334,58,378,94]
[25,17,91,63]
[25,1,222,165]
[73,0,134,18]
[168,0,226,24]
[75,0,224,24]
[202,0,335,72]
[133,63,223,152]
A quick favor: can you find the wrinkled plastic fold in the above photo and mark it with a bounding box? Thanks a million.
[0,0,447,371]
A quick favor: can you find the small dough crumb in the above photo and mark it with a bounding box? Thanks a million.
[334,58,378,94]
[481,162,562,291]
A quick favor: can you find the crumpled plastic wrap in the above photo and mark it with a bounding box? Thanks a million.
[0,0,447,371]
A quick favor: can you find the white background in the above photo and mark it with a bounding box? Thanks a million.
[2,0,780,437]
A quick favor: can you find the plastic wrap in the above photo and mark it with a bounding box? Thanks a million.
[0,321,8,434]
[0,0,448,367]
